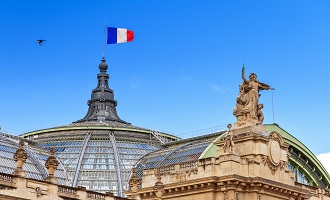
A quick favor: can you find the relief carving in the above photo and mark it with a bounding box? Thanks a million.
[235,191,239,200]
[223,191,228,200]
[261,132,287,174]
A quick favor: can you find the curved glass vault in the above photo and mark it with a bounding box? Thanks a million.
[0,133,68,185]
[21,123,178,196]
[135,131,224,180]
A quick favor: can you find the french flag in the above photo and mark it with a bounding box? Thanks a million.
[107,27,134,44]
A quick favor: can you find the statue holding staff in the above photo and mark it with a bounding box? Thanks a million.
[233,66,274,128]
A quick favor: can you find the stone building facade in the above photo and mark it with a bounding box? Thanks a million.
[126,68,330,200]
[127,125,330,200]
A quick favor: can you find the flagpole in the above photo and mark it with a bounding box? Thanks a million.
[102,18,107,58]
[271,85,275,123]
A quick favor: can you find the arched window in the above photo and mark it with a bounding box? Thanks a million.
[288,162,310,185]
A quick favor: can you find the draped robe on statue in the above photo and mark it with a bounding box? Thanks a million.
[233,68,272,128]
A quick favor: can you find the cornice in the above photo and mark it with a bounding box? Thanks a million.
[135,175,309,199]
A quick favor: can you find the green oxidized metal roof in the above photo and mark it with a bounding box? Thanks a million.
[199,133,226,159]
[266,123,330,188]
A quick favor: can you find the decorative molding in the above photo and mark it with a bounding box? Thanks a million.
[257,193,261,200]
[0,185,15,191]
[129,168,141,193]
[259,132,288,174]
[35,187,42,197]
[153,175,164,198]
[235,191,239,200]
[261,155,287,174]
[223,191,228,200]
[136,173,310,199]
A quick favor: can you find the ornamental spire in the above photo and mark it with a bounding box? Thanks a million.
[74,58,128,124]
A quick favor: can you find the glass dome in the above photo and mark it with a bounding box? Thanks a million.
[20,58,179,196]
[22,122,177,196]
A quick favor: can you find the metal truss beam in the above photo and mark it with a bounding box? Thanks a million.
[72,132,91,187]
[109,132,124,197]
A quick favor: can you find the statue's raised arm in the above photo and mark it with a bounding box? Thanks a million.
[257,81,272,91]
[241,66,247,82]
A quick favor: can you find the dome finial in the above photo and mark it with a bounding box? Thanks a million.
[99,57,108,72]
[74,58,128,124]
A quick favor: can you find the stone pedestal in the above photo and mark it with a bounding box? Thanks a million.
[215,126,293,185]
[218,153,241,176]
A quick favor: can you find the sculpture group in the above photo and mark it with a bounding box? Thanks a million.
[233,66,273,128]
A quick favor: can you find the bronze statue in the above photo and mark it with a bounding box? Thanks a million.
[233,66,273,128]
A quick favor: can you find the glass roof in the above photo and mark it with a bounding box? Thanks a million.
[135,133,222,180]
[0,133,69,185]
[33,130,159,196]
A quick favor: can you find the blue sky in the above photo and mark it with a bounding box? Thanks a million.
[0,0,330,159]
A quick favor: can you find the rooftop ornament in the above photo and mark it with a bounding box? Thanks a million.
[129,168,140,193]
[153,175,164,199]
[45,148,59,183]
[74,57,128,124]
[13,140,28,177]
[223,124,234,153]
[233,66,274,129]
